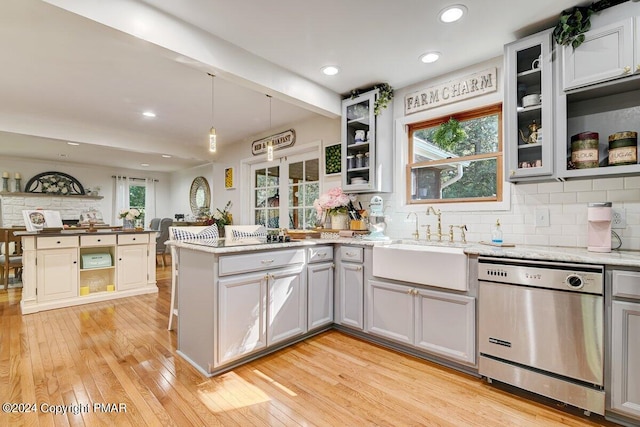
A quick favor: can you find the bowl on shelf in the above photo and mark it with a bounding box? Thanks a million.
[350,177,367,185]
[522,94,541,108]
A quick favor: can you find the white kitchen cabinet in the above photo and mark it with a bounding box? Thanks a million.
[366,279,476,365]
[116,242,148,290]
[36,247,78,302]
[218,271,267,365]
[341,88,392,193]
[504,29,555,181]
[335,246,367,330]
[307,246,334,330]
[608,269,640,423]
[267,265,307,345]
[611,300,640,420]
[562,18,635,91]
[21,232,157,314]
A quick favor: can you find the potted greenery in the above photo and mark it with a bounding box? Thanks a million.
[553,0,628,49]
[349,83,394,116]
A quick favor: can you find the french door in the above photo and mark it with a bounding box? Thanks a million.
[250,152,319,230]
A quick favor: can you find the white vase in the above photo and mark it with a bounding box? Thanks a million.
[330,212,349,230]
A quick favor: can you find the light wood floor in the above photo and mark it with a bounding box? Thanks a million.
[0,265,621,426]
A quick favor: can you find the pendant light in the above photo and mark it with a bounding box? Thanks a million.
[208,73,217,153]
[266,94,274,161]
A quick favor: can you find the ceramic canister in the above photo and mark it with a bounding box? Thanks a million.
[608,131,638,166]
[571,132,599,168]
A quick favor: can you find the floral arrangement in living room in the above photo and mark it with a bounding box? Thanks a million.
[210,201,233,228]
[118,208,141,221]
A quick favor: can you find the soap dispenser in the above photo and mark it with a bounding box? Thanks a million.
[492,219,503,244]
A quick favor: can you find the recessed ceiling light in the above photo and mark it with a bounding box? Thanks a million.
[439,5,466,23]
[420,52,441,63]
[142,111,156,118]
[162,154,172,158]
[321,65,340,76]
[67,141,80,146]
[140,163,150,167]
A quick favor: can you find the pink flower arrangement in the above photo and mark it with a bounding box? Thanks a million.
[313,187,355,216]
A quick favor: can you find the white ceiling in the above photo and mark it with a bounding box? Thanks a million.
[0,0,584,172]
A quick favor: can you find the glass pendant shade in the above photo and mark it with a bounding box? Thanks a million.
[267,141,274,161]
[209,127,217,153]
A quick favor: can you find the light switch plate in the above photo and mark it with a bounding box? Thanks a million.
[535,207,550,227]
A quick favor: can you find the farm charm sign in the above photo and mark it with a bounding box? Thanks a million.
[404,67,497,115]
[252,129,296,156]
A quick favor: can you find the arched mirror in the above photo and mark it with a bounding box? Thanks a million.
[189,176,211,216]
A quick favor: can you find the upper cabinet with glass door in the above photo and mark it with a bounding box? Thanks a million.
[504,29,555,182]
[341,89,392,193]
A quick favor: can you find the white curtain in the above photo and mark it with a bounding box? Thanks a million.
[144,178,157,222]
[113,176,131,225]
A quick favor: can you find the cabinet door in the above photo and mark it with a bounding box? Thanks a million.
[337,262,364,329]
[342,90,376,192]
[218,272,267,365]
[562,18,634,91]
[36,248,78,302]
[414,288,475,364]
[611,300,640,419]
[267,266,307,345]
[117,244,148,290]
[365,280,414,345]
[307,262,334,330]
[504,29,554,180]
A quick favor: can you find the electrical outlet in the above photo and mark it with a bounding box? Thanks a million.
[535,207,550,227]
[612,208,626,229]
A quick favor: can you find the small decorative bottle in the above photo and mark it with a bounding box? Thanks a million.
[491,219,503,245]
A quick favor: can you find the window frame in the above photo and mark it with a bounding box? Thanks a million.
[406,103,503,205]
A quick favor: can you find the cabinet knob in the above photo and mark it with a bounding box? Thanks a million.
[97,239,101,242]
[623,66,631,74]
[261,259,274,265]
[356,266,362,271]
[510,170,516,176]
[57,241,61,244]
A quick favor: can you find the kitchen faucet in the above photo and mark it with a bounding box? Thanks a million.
[406,212,419,240]
[425,206,443,241]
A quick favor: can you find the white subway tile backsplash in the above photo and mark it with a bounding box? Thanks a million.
[524,193,550,205]
[607,189,640,202]
[564,180,593,192]
[593,177,624,190]
[624,176,640,189]
[550,192,576,204]
[576,191,608,203]
[538,181,564,193]
[525,234,549,246]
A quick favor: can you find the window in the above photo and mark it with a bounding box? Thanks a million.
[129,183,146,223]
[251,152,320,230]
[407,103,502,204]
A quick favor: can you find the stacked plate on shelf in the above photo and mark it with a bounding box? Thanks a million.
[350,177,368,185]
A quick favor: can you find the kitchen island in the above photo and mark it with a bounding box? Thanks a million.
[20,229,158,314]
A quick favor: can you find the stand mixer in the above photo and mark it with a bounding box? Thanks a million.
[364,195,390,241]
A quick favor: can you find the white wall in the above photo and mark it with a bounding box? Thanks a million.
[0,156,172,225]
[168,163,214,220]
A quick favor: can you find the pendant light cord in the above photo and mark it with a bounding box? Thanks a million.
[210,73,215,124]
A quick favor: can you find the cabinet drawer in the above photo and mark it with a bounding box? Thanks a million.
[219,249,305,276]
[118,233,149,245]
[340,246,363,263]
[308,246,333,263]
[612,270,640,300]
[81,234,117,247]
[37,236,79,249]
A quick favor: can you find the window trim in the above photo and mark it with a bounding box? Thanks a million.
[406,103,503,205]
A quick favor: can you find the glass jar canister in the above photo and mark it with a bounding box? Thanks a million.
[364,152,370,167]
[346,155,355,170]
[355,153,364,168]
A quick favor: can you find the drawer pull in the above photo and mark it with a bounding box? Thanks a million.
[97,239,101,242]
[346,252,356,257]
[261,259,274,265]
[57,241,61,244]
[356,266,362,271]
[317,253,327,258]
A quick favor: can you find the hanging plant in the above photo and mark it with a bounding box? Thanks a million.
[553,0,628,49]
[432,117,467,151]
[349,83,394,116]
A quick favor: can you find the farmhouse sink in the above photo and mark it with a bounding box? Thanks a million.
[372,243,468,291]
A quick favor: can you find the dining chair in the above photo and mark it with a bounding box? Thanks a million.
[167,224,219,330]
[0,227,25,290]
[149,217,161,231]
[155,218,173,267]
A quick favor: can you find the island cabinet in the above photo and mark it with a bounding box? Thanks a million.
[334,246,373,330]
[365,279,475,365]
[306,246,334,330]
[504,28,556,181]
[20,231,158,314]
[177,247,308,376]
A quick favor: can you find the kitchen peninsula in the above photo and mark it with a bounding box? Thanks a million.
[20,229,158,314]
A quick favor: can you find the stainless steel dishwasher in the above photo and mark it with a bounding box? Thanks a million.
[478,257,605,415]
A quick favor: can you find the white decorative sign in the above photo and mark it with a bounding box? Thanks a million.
[252,129,296,155]
[404,67,497,115]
